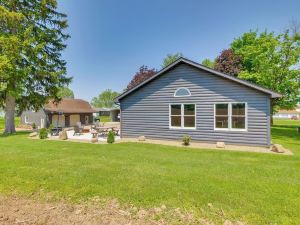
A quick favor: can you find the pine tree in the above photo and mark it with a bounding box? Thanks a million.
[0,0,71,133]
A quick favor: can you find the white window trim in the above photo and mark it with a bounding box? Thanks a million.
[25,116,30,124]
[174,88,191,97]
[214,102,248,132]
[169,103,196,130]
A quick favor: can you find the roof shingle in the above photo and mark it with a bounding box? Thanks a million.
[45,98,96,113]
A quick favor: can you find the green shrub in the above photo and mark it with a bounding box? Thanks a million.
[32,123,36,129]
[39,128,48,139]
[182,135,191,146]
[48,124,54,131]
[107,130,115,144]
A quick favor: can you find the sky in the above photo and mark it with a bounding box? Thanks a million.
[58,0,300,101]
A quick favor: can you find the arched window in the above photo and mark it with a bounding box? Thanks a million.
[174,88,191,97]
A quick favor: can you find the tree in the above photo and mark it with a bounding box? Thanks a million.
[161,53,183,68]
[58,87,74,99]
[288,18,300,37]
[213,49,243,76]
[91,89,119,108]
[231,30,300,113]
[201,58,215,68]
[0,1,71,133]
[126,65,156,90]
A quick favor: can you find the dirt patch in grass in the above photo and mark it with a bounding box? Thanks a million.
[0,195,245,225]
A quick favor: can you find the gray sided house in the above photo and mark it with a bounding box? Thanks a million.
[21,98,96,128]
[116,58,281,147]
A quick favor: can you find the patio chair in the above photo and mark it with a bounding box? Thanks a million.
[94,121,100,127]
[73,125,83,136]
[113,127,120,136]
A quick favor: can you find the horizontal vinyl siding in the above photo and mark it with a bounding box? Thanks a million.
[21,109,47,128]
[120,63,270,146]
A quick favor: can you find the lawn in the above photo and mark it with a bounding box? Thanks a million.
[273,118,300,126]
[100,115,111,122]
[0,119,300,224]
[0,117,20,130]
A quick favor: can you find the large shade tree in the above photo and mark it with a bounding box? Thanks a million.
[161,53,183,68]
[126,65,156,90]
[91,89,119,108]
[214,49,243,76]
[231,30,300,112]
[57,87,74,99]
[0,0,71,133]
[201,58,215,68]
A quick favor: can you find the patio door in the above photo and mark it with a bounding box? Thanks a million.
[85,115,89,125]
[51,115,65,127]
[70,114,80,126]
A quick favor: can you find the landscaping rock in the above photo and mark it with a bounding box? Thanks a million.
[59,130,68,140]
[138,136,146,141]
[271,144,285,153]
[91,137,98,143]
[29,132,38,137]
[216,142,225,148]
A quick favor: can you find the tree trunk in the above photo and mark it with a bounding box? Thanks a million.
[271,114,274,126]
[4,94,16,134]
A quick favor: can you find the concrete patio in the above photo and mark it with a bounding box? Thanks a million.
[50,129,120,142]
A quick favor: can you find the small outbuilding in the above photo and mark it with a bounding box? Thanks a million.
[115,57,281,147]
[93,107,120,122]
[21,98,96,128]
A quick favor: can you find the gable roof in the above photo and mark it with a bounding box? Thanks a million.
[44,98,96,114]
[115,57,282,102]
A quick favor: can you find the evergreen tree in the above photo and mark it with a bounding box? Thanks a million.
[0,0,71,133]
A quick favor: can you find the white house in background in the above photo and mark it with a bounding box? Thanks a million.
[273,106,300,119]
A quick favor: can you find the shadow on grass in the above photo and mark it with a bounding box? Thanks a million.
[272,126,300,143]
[0,131,30,138]
[272,124,300,128]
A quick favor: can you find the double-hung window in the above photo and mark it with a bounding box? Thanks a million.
[214,103,247,131]
[170,104,196,129]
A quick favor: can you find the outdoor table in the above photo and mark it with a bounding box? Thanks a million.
[95,126,119,136]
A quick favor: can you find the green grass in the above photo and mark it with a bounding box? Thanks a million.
[100,115,111,122]
[0,117,20,131]
[273,118,300,127]
[0,117,4,130]
[0,119,300,224]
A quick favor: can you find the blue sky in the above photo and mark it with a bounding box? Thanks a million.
[58,0,300,101]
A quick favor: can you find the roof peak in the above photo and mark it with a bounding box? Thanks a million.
[115,57,281,102]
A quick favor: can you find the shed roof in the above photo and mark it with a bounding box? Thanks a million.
[45,98,96,114]
[115,57,282,102]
